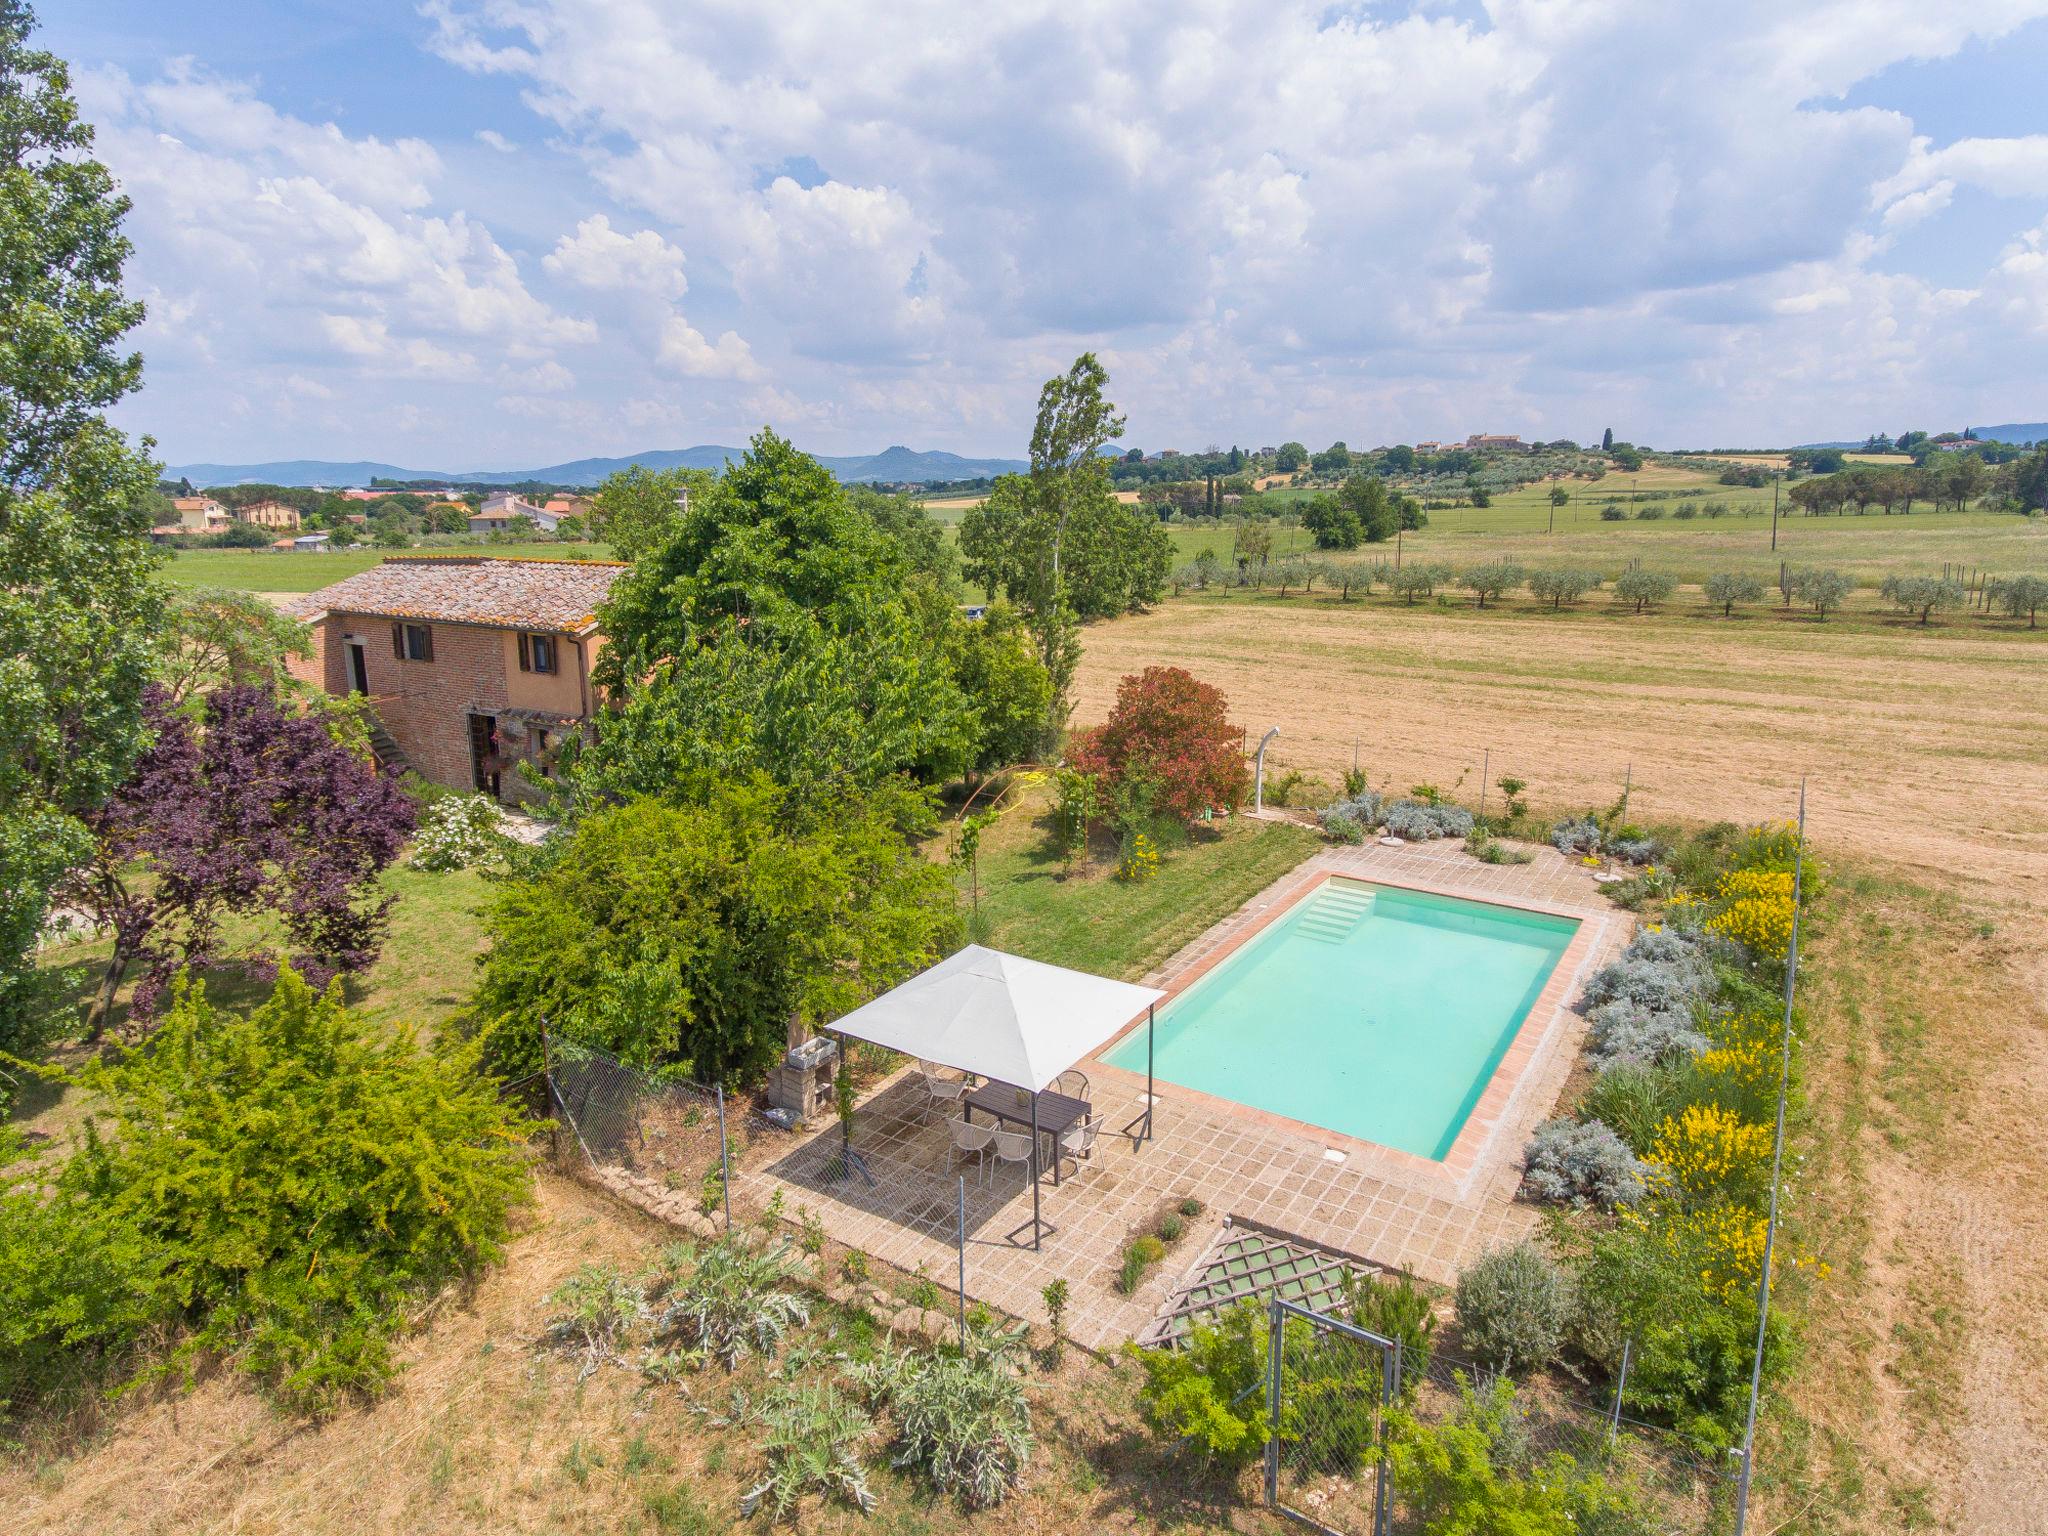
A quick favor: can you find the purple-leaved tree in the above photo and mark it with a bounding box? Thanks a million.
[66,684,416,1036]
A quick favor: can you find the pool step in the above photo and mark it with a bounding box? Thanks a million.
[1295,887,1376,943]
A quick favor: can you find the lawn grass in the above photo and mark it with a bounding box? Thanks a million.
[163,542,616,593]
[962,794,1319,980]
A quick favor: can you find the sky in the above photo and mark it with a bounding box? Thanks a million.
[42,0,2048,470]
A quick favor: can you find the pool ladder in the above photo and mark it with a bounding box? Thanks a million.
[1294,886,1376,943]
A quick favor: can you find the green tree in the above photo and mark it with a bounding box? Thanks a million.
[1612,569,1675,613]
[0,7,163,1074]
[589,462,712,563]
[1791,566,1853,620]
[2013,444,2048,511]
[472,782,959,1081]
[1879,574,1963,625]
[1311,440,1352,473]
[944,601,1053,775]
[1526,568,1599,609]
[1274,441,1307,473]
[1548,484,1569,509]
[1230,515,1273,580]
[1299,493,1360,550]
[1989,573,2047,628]
[1459,561,1524,609]
[584,430,977,808]
[1703,571,1766,617]
[848,484,955,589]
[957,356,1164,742]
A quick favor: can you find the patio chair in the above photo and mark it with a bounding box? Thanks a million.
[1052,1067,1090,1101]
[921,1072,968,1120]
[989,1127,1037,1187]
[1057,1115,1101,1178]
[948,1117,994,1182]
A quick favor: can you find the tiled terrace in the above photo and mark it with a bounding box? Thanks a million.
[732,837,1623,1353]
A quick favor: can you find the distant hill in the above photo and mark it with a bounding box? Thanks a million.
[1967,422,2047,446]
[169,444,1029,489]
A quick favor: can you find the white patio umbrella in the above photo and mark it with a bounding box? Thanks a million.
[827,945,1165,1248]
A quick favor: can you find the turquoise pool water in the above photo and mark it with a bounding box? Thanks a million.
[1102,881,1578,1159]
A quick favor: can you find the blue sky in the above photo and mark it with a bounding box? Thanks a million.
[43,1,2048,468]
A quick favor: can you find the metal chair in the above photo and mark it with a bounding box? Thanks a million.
[1052,1068,1090,1100]
[922,1072,968,1120]
[1057,1115,1101,1179]
[988,1128,1036,1187]
[948,1117,994,1182]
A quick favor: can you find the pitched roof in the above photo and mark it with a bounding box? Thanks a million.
[286,556,629,632]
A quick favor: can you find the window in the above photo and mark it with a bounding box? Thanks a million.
[516,631,557,674]
[392,622,433,662]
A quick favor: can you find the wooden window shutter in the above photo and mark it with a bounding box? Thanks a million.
[420,625,434,662]
[392,621,404,659]
[517,632,531,672]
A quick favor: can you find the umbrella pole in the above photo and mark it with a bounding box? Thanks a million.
[1030,1089,1041,1252]
[1146,1003,1155,1143]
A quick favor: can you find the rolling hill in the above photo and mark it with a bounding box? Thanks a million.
[168,444,1029,488]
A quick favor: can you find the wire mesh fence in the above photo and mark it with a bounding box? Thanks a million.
[1267,1299,1396,1536]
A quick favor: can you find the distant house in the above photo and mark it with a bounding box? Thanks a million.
[340,488,384,502]
[541,495,591,520]
[291,531,332,553]
[468,492,564,535]
[285,555,627,804]
[238,498,303,530]
[1465,433,1529,451]
[1414,440,1444,453]
[171,495,232,533]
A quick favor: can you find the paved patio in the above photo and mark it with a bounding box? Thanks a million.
[732,837,1623,1353]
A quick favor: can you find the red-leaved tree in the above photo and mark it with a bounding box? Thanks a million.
[67,685,416,1035]
[1068,666,1248,823]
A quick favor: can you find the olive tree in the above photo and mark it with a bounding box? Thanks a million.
[1458,561,1525,609]
[1988,574,2047,628]
[1792,566,1854,620]
[1388,562,1451,605]
[1527,567,1601,609]
[1878,574,1964,626]
[1702,572,1765,617]
[1612,569,1676,613]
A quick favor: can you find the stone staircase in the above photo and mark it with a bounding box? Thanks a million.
[1293,884,1376,943]
[361,707,414,778]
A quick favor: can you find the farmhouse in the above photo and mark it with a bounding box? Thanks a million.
[1465,432,1529,451]
[467,491,564,534]
[286,555,626,803]
[236,498,303,530]
[169,495,231,532]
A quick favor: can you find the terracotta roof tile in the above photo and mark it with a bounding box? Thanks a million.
[286,555,629,632]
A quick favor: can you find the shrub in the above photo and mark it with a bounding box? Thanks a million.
[733,1381,877,1519]
[1116,829,1161,882]
[1118,1234,1168,1294]
[1606,835,1664,866]
[1343,1271,1437,1399]
[1452,1242,1569,1375]
[541,1264,647,1380]
[850,1339,1034,1508]
[1731,819,1824,898]
[1131,1301,1268,1466]
[1579,1062,1688,1153]
[4,969,534,1415]
[1068,666,1249,823]
[1581,947,1710,1013]
[1318,790,1382,843]
[655,1236,810,1370]
[1599,505,1627,521]
[1633,506,1665,520]
[1586,1000,1711,1070]
[410,792,510,871]
[1383,799,1473,840]
[1522,1118,1646,1209]
[1706,868,1796,960]
[1641,1104,1773,1210]
[1550,815,1602,856]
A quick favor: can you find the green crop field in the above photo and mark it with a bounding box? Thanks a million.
[162,543,617,593]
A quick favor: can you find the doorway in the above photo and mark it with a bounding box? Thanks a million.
[467,712,501,799]
[344,639,369,695]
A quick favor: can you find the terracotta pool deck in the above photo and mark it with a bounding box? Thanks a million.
[732,837,1622,1353]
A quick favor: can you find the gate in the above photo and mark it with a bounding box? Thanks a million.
[1265,1297,1398,1536]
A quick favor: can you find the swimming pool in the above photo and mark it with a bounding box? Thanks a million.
[1101,880,1578,1160]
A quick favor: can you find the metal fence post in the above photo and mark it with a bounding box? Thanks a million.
[714,1082,732,1232]
[957,1174,967,1349]
[1377,1337,1400,1536]
[1610,1335,1632,1446]
[1265,1298,1283,1508]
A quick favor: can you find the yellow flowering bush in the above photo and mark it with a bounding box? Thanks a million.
[1641,1202,1771,1305]
[1642,1103,1773,1208]
[1117,831,1161,884]
[1706,868,1796,959]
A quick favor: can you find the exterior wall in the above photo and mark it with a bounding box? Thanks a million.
[306,609,595,799]
[500,630,589,715]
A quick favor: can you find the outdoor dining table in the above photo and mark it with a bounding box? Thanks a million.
[960,1082,1092,1184]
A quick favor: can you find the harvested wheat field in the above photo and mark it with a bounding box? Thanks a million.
[1075,596,2048,917]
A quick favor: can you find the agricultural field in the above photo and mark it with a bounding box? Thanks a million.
[161,542,617,593]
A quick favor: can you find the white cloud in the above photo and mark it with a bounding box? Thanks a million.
[543,214,689,298]
[86,1,2048,462]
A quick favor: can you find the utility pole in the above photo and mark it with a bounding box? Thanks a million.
[1770,476,1780,552]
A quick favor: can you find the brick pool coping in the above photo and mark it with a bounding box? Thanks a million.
[1087,851,1615,1201]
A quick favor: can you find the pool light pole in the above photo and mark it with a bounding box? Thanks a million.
[1253,727,1280,813]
